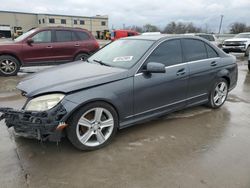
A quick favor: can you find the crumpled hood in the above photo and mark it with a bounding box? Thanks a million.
[225,38,249,42]
[17,61,128,97]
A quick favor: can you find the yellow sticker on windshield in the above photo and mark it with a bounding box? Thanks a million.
[113,56,133,62]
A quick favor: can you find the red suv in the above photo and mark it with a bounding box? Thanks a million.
[0,27,99,76]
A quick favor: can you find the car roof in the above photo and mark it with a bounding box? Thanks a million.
[113,29,138,32]
[33,26,89,32]
[122,34,207,41]
[185,33,214,36]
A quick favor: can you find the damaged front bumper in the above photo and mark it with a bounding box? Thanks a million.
[0,104,68,142]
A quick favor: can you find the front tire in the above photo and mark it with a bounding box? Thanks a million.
[67,102,118,151]
[207,78,228,109]
[0,55,20,76]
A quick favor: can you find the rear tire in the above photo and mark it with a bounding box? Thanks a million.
[207,78,228,109]
[74,53,89,61]
[0,55,20,76]
[66,102,118,151]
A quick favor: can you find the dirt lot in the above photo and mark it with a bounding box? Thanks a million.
[0,54,250,188]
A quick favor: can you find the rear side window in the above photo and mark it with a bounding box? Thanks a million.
[198,34,215,41]
[32,31,51,43]
[72,32,78,41]
[146,39,182,66]
[182,39,207,61]
[206,44,218,58]
[56,30,72,42]
[76,31,90,40]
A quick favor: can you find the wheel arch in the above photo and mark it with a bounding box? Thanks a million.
[221,76,230,87]
[0,53,23,65]
[216,68,231,86]
[74,51,90,60]
[65,99,120,125]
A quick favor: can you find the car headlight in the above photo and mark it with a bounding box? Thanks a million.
[25,94,65,111]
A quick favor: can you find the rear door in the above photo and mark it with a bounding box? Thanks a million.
[133,39,189,118]
[74,31,95,54]
[182,38,220,104]
[22,30,54,64]
[53,30,77,63]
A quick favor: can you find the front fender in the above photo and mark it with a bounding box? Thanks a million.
[61,77,134,124]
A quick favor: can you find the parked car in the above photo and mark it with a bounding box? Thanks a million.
[0,27,99,76]
[0,35,238,151]
[222,32,250,56]
[111,30,139,41]
[214,34,236,48]
[185,33,219,46]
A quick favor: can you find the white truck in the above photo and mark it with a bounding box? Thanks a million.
[222,32,250,56]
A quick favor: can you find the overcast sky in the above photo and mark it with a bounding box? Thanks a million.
[0,0,250,32]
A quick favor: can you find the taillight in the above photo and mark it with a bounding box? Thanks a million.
[94,40,100,49]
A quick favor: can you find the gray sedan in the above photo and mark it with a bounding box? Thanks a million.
[0,35,238,150]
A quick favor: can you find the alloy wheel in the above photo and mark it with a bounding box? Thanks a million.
[0,59,17,75]
[80,56,86,61]
[76,107,114,147]
[213,81,228,106]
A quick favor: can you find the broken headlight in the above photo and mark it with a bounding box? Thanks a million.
[25,94,65,112]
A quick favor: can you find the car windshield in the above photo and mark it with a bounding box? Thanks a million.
[14,29,36,42]
[234,33,250,38]
[88,39,154,69]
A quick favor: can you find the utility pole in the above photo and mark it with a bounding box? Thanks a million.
[218,15,224,34]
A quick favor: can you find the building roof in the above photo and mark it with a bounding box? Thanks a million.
[0,10,108,20]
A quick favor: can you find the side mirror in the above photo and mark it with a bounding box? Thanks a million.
[144,62,166,73]
[26,38,34,45]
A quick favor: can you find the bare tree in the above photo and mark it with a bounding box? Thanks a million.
[143,24,160,32]
[229,22,250,34]
[163,21,202,34]
[129,25,143,33]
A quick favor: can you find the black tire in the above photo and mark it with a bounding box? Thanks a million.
[74,53,89,61]
[244,46,250,57]
[207,78,229,109]
[0,55,20,76]
[66,102,118,151]
[248,63,250,71]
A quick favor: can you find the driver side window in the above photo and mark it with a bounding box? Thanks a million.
[146,39,183,67]
[32,31,51,43]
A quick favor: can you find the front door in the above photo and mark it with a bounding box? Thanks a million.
[133,39,189,118]
[22,30,54,64]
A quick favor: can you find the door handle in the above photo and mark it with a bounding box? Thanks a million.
[211,61,217,67]
[176,68,186,76]
[46,46,52,48]
[75,44,80,47]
